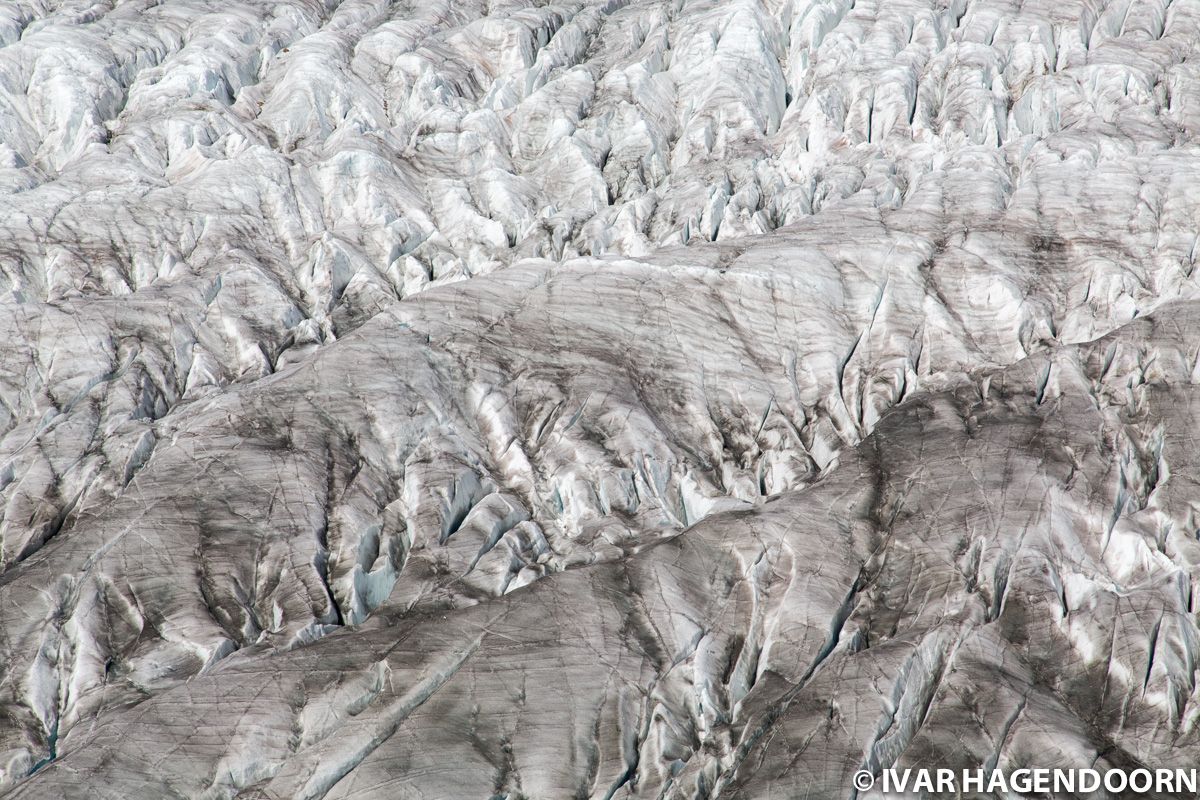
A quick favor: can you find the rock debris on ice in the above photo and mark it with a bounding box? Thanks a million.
[2,0,1200,797]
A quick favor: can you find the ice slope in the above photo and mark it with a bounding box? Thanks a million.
[1,0,1200,796]
[10,298,1200,800]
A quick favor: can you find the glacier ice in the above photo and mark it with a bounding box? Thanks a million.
[2,0,1200,797]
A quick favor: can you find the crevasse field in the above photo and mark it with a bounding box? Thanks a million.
[1,0,1200,797]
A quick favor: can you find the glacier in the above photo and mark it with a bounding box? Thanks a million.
[2,0,1200,797]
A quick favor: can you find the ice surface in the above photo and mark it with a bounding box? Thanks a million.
[2,0,1200,797]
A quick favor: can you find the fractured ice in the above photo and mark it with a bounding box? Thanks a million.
[2,0,1200,797]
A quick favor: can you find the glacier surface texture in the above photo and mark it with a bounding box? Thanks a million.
[2,0,1200,797]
